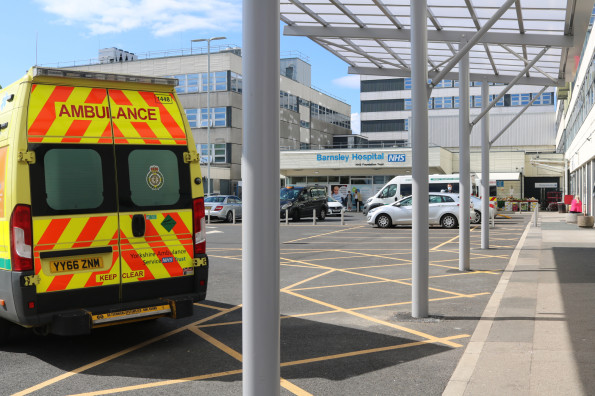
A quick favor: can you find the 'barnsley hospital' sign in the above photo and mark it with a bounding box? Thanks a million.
[316,152,406,166]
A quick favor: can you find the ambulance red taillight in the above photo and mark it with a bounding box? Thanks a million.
[10,205,33,271]
[192,198,206,254]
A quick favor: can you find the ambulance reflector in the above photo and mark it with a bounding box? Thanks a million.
[193,198,206,254]
[10,205,33,271]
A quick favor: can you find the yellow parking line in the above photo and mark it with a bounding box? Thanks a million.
[188,328,313,395]
[284,226,365,244]
[282,269,335,291]
[334,249,412,263]
[283,289,463,348]
[13,305,243,396]
[67,334,468,395]
[281,334,469,368]
[431,234,459,251]
[282,257,467,298]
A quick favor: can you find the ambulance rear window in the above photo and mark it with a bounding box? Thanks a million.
[44,149,104,210]
[29,144,117,216]
[127,149,180,207]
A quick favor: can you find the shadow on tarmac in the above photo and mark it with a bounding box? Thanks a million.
[2,301,453,385]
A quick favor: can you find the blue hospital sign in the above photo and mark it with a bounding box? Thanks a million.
[388,154,406,162]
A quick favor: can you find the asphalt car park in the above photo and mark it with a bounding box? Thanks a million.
[0,212,530,395]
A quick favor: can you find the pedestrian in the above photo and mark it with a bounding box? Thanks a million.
[569,195,582,213]
[356,189,362,211]
[346,191,352,211]
[447,183,453,193]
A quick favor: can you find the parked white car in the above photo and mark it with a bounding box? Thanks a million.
[366,193,474,229]
[204,195,242,222]
[470,196,496,224]
[327,196,345,216]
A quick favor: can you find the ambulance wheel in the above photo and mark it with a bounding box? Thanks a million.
[226,211,234,223]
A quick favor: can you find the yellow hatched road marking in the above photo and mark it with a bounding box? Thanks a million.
[282,269,335,291]
[284,225,365,244]
[66,335,468,395]
[13,305,242,396]
[188,327,311,395]
[282,257,468,298]
[283,289,463,348]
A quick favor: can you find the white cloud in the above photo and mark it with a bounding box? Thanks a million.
[351,113,360,134]
[35,0,241,37]
[332,75,360,89]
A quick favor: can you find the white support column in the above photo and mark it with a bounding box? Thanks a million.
[411,0,429,318]
[481,80,490,249]
[459,40,471,271]
[242,1,280,395]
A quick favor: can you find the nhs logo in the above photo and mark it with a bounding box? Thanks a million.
[388,154,406,162]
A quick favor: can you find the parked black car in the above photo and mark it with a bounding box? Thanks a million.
[280,186,329,222]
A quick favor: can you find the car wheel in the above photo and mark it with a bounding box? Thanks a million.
[441,213,458,229]
[471,210,481,224]
[292,210,300,222]
[226,211,234,223]
[317,207,326,221]
[0,318,10,343]
[376,214,392,228]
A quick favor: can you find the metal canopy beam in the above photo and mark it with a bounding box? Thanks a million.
[348,66,560,87]
[490,86,549,146]
[283,25,575,48]
[471,46,550,127]
[431,0,516,88]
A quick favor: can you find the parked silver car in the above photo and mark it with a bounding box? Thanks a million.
[327,196,345,216]
[366,193,474,229]
[204,195,242,222]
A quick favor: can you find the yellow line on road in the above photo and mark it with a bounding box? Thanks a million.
[431,234,459,251]
[67,334,468,395]
[282,269,335,291]
[187,328,311,395]
[281,334,469,368]
[282,257,467,298]
[284,225,365,244]
[14,305,242,396]
[283,289,463,348]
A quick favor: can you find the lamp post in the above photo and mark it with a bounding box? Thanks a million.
[191,36,226,196]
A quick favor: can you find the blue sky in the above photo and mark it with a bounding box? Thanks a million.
[0,0,361,132]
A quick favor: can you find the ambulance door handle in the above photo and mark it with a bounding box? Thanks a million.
[132,214,146,237]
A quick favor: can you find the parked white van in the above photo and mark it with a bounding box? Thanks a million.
[362,174,479,215]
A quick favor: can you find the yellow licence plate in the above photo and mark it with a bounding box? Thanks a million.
[49,257,104,273]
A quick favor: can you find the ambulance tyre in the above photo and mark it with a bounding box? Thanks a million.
[226,211,234,223]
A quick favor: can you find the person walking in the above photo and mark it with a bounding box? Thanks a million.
[346,191,353,211]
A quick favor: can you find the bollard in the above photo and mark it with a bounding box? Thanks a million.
[207,210,211,224]
[491,208,495,228]
[313,209,316,225]
[533,204,538,227]
[285,209,289,225]
[357,202,360,212]
[233,208,236,224]
[341,208,345,225]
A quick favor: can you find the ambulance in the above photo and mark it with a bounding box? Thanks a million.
[0,67,208,337]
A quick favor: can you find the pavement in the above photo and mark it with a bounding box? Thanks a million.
[444,211,595,395]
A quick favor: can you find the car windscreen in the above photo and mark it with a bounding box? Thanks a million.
[280,188,302,200]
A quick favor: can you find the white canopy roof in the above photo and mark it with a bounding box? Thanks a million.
[281,0,594,86]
